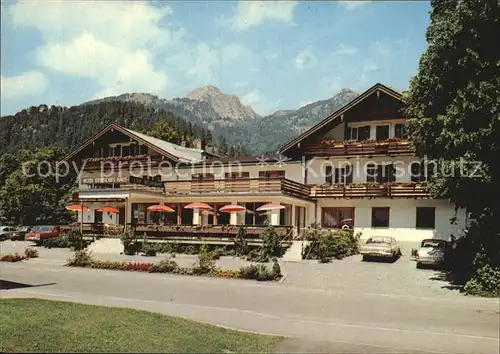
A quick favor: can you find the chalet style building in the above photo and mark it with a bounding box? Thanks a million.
[66,83,467,244]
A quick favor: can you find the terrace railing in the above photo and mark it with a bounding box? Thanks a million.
[310,182,430,199]
[303,140,415,157]
[164,178,311,200]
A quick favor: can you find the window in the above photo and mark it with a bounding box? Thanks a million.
[334,166,353,184]
[321,208,355,228]
[325,165,333,184]
[122,145,130,157]
[366,164,395,183]
[372,207,390,227]
[358,126,371,141]
[416,207,435,229]
[130,144,136,156]
[258,170,285,179]
[114,145,121,157]
[394,124,406,139]
[376,125,390,141]
[225,172,250,179]
[411,162,427,182]
[346,127,359,140]
[140,145,148,155]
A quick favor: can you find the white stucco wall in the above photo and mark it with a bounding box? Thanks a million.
[315,198,466,243]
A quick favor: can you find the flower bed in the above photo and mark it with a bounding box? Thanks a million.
[66,251,281,282]
[0,253,27,262]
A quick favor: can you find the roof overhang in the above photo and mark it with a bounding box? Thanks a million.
[62,123,180,163]
[278,83,404,155]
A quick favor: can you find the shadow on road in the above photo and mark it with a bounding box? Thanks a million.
[428,270,466,292]
[362,255,400,263]
[0,280,56,291]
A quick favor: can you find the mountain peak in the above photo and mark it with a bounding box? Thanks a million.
[185,85,259,121]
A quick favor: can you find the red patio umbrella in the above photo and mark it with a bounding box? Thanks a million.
[256,203,285,212]
[219,204,246,213]
[184,202,213,210]
[97,206,120,214]
[147,205,175,213]
[66,204,89,212]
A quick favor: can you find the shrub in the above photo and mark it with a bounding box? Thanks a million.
[121,262,152,272]
[271,259,282,279]
[245,248,269,263]
[24,248,39,258]
[120,229,138,255]
[66,250,93,267]
[261,224,284,258]
[234,227,249,256]
[0,253,26,262]
[464,265,500,297]
[67,229,86,251]
[238,264,276,281]
[303,229,360,262]
[141,237,157,257]
[193,245,216,274]
[209,268,240,278]
[90,260,123,269]
[148,256,178,273]
[42,237,71,248]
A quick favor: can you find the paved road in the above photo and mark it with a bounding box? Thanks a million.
[1,261,498,353]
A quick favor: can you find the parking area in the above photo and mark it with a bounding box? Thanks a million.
[1,240,461,300]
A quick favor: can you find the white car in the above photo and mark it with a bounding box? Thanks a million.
[360,236,401,261]
[0,226,17,240]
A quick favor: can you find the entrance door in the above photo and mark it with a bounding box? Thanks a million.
[118,207,125,225]
[94,210,103,224]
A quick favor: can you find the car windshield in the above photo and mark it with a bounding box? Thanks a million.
[366,237,392,244]
[18,226,31,232]
[30,226,53,232]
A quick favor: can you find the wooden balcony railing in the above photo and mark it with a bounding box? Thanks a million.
[303,141,415,157]
[164,178,311,199]
[310,183,430,198]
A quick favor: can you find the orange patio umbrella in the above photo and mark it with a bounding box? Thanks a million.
[66,204,89,212]
[66,202,89,233]
[219,204,246,213]
[97,206,120,214]
[256,203,285,212]
[147,205,175,213]
[184,202,213,210]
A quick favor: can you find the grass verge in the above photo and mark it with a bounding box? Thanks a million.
[0,298,281,353]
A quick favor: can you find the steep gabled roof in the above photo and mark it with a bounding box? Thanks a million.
[278,83,404,154]
[63,123,205,163]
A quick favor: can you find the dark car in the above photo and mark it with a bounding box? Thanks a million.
[7,226,33,241]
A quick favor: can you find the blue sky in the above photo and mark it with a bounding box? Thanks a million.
[0,1,431,116]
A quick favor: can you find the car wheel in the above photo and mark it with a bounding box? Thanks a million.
[362,255,368,261]
[416,262,421,269]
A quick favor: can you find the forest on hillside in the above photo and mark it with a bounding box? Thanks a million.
[0,101,247,157]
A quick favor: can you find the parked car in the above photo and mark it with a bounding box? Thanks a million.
[0,226,18,240]
[360,236,401,261]
[25,225,62,242]
[7,226,33,241]
[416,239,451,268]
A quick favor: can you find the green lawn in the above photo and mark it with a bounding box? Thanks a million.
[0,298,281,353]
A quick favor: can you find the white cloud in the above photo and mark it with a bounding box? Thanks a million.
[321,76,343,96]
[358,62,380,83]
[1,72,48,101]
[231,1,298,30]
[370,41,392,56]
[242,90,280,115]
[295,48,318,71]
[8,0,176,98]
[37,33,168,98]
[332,43,359,56]
[338,1,372,11]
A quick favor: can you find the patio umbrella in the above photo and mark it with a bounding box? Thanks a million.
[219,204,246,213]
[97,206,120,214]
[66,202,88,234]
[147,205,175,213]
[184,202,213,210]
[201,210,217,216]
[256,203,285,212]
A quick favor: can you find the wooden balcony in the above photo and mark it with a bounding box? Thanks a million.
[164,178,311,200]
[310,183,430,199]
[303,140,415,157]
[78,183,164,194]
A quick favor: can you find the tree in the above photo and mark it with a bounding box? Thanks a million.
[148,119,181,144]
[404,0,500,293]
